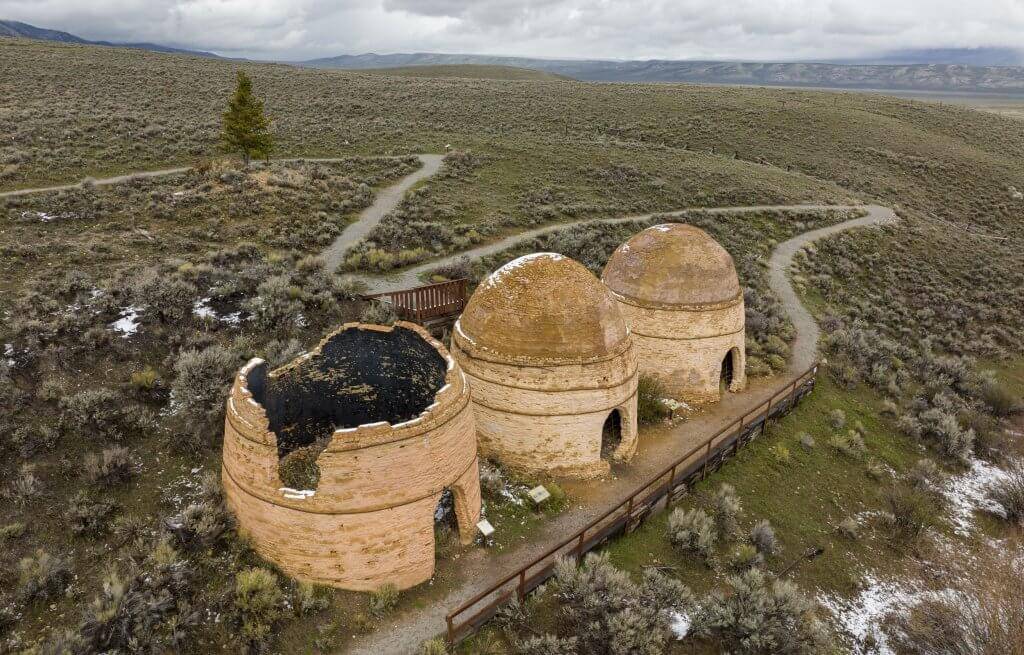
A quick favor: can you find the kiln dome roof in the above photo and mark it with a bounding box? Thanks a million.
[602,224,741,307]
[457,253,629,364]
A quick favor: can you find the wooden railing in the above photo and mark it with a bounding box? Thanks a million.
[444,363,819,645]
[364,278,467,323]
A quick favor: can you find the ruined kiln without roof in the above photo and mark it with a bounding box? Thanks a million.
[602,223,746,404]
[221,322,480,591]
[452,253,639,479]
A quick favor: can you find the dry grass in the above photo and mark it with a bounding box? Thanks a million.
[2,35,1024,653]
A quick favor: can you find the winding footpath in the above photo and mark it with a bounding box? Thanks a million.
[324,160,895,654]
[2,155,896,654]
[0,156,425,200]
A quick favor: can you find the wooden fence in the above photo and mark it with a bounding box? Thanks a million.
[445,363,819,645]
[363,278,467,324]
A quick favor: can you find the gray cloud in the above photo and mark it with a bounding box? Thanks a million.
[1,0,1023,61]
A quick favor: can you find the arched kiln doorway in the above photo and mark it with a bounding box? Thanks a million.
[601,409,624,460]
[720,349,736,395]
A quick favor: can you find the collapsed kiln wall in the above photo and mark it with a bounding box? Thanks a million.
[612,293,746,404]
[222,323,481,591]
[452,325,639,479]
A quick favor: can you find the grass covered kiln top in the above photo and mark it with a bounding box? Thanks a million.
[245,324,448,456]
[602,224,741,308]
[457,253,630,364]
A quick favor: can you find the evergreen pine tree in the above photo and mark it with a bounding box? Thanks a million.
[221,71,272,166]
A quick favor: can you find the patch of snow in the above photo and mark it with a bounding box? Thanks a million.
[480,252,566,290]
[942,458,1010,535]
[20,210,62,222]
[193,297,217,320]
[391,417,423,429]
[280,487,316,500]
[109,306,142,338]
[651,224,674,232]
[193,297,245,325]
[819,575,916,654]
[670,610,691,640]
[3,342,14,367]
[661,397,690,412]
[499,484,526,507]
[453,319,475,347]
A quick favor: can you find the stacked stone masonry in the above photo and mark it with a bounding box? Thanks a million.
[220,225,748,591]
[453,253,639,479]
[221,322,481,591]
[603,223,747,404]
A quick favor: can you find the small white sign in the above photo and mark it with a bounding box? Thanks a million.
[528,485,551,505]
[477,519,495,538]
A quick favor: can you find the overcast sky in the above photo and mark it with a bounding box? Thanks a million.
[3,0,1024,62]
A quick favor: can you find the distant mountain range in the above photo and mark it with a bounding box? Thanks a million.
[6,18,1024,94]
[301,51,1024,93]
[0,19,221,58]
[826,47,1024,67]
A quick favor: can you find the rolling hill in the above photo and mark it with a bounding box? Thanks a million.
[357,64,569,81]
[0,19,221,58]
[303,51,1024,94]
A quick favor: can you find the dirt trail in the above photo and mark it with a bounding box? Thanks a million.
[4,156,896,654]
[336,171,896,653]
[768,205,897,372]
[321,154,444,271]
[351,203,893,294]
[0,155,425,200]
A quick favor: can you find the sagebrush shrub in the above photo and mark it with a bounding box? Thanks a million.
[890,550,1024,655]
[668,507,717,558]
[636,375,670,425]
[712,483,742,538]
[171,344,237,425]
[234,568,284,649]
[550,552,690,655]
[369,583,399,617]
[979,379,1020,417]
[882,485,939,544]
[517,634,578,655]
[728,544,763,571]
[294,582,331,616]
[907,458,945,492]
[750,520,777,556]
[65,492,116,536]
[797,432,815,451]
[988,461,1024,523]
[18,549,71,602]
[690,569,832,654]
[838,517,860,539]
[84,446,134,486]
[360,299,398,326]
[828,409,846,429]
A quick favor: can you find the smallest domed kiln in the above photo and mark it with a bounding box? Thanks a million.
[602,224,746,404]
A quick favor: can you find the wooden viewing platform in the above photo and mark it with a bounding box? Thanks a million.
[363,278,468,336]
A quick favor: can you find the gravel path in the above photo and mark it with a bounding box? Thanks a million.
[350,202,893,294]
[767,204,896,372]
[0,155,427,200]
[335,167,897,654]
[3,157,896,654]
[321,154,444,272]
